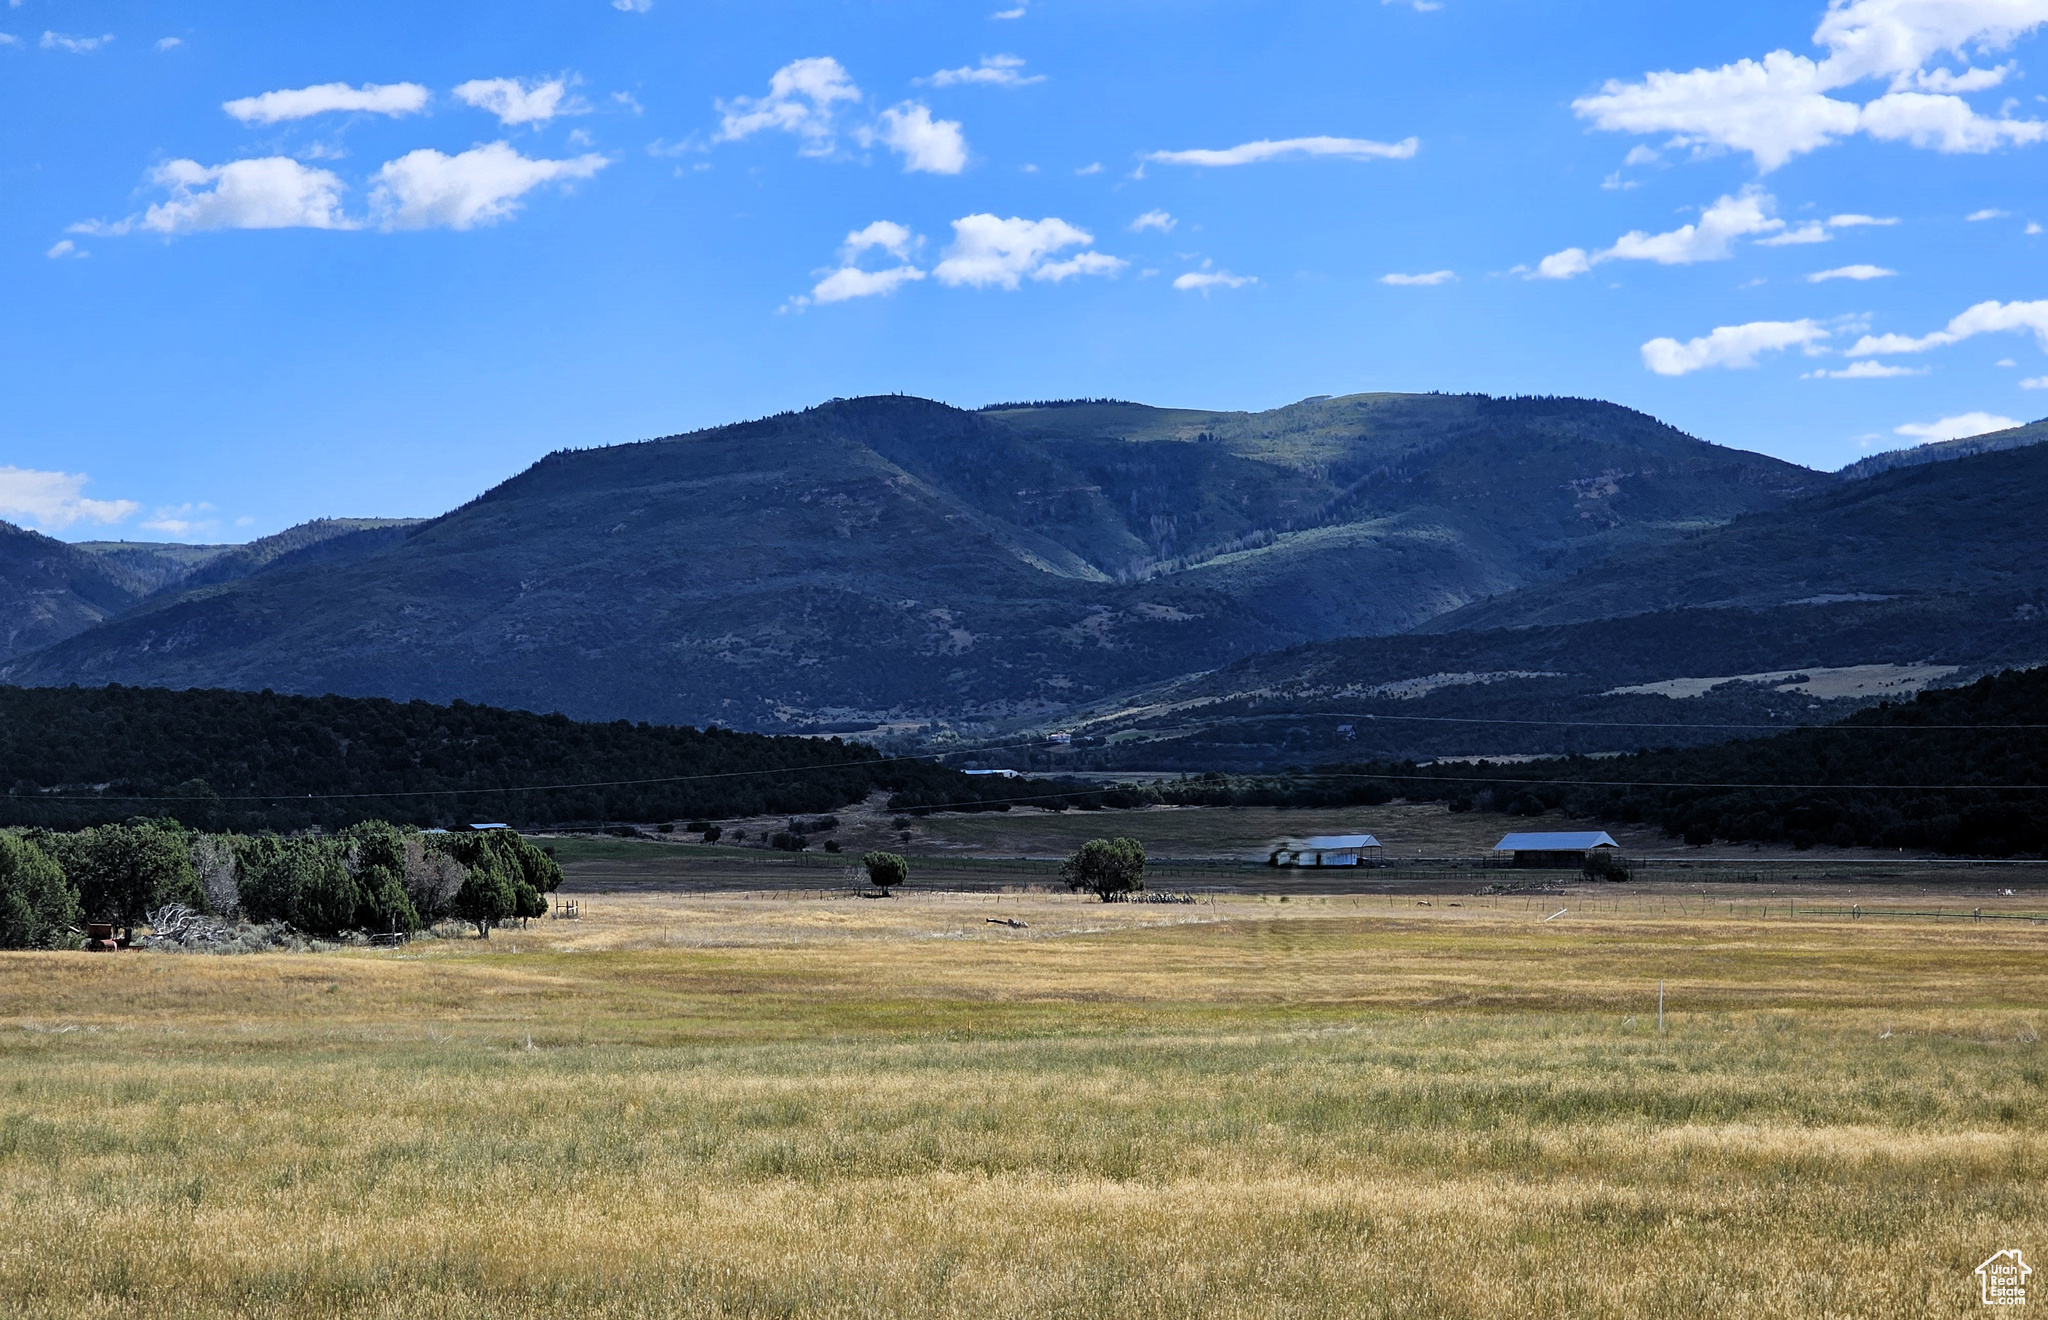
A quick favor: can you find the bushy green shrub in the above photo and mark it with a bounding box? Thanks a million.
[0,833,80,949]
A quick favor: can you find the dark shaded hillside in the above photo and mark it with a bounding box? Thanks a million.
[988,593,2048,771]
[1371,666,2048,857]
[1426,440,2048,632]
[0,684,1007,832]
[5,394,1830,729]
[0,523,149,662]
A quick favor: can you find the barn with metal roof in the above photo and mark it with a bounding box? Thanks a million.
[1493,831,1620,868]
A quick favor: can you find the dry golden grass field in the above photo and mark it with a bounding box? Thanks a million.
[3,878,2045,1318]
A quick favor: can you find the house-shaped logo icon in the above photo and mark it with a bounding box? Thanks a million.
[1977,1249,2032,1306]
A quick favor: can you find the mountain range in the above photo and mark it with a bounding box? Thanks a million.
[5,394,2042,766]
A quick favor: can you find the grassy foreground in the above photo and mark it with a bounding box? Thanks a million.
[1,890,2043,1318]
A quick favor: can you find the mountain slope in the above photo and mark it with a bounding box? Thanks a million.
[1425,440,2048,633]
[0,523,150,662]
[6,393,1831,729]
[74,518,422,594]
[1837,416,2048,480]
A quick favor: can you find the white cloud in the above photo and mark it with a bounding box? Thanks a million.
[1146,135,1419,167]
[861,102,967,173]
[1574,1,2048,171]
[933,214,1124,289]
[1531,187,1786,278]
[1808,263,1897,281]
[716,57,862,155]
[1381,0,1444,10]
[75,157,352,236]
[1894,411,2021,441]
[45,239,84,259]
[155,37,182,51]
[1804,359,1927,377]
[1755,221,1831,245]
[810,265,925,304]
[454,77,577,127]
[1381,269,1456,286]
[370,142,606,230]
[924,54,1043,88]
[613,0,653,10]
[1175,269,1256,292]
[1075,162,1104,175]
[991,3,1027,17]
[2030,220,2045,234]
[0,467,138,531]
[2022,376,2048,387]
[1640,319,1831,375]
[841,220,918,262]
[1129,209,1176,233]
[223,81,430,125]
[1827,212,1897,226]
[1968,207,2011,220]
[1848,299,2048,355]
[42,31,113,52]
[142,503,219,537]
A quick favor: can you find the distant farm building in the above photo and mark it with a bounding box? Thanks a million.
[964,769,1021,779]
[1270,835,1382,867]
[1494,831,1620,868]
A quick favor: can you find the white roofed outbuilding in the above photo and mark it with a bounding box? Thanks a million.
[1270,834,1382,868]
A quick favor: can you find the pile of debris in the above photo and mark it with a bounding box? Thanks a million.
[1129,891,1201,905]
[1476,881,1569,897]
[139,905,308,954]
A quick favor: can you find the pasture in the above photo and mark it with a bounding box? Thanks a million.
[2,879,2044,1318]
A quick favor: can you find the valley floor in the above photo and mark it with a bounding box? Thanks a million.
[2,880,2044,1318]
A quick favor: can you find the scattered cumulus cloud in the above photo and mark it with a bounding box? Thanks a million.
[370,142,607,230]
[155,37,182,51]
[1848,299,2048,356]
[1827,213,1897,227]
[1175,267,1256,293]
[1803,360,1927,378]
[612,0,653,10]
[1381,0,1444,10]
[1573,1,2048,172]
[1894,411,2021,442]
[2030,220,2045,234]
[1146,135,1419,167]
[223,82,430,125]
[991,2,1027,18]
[74,157,351,235]
[933,215,1123,289]
[42,32,113,52]
[1381,270,1457,286]
[454,77,579,126]
[1129,209,1176,233]
[0,467,138,531]
[1075,162,1103,175]
[2021,376,2048,388]
[1640,318,1831,375]
[716,57,862,155]
[860,103,967,173]
[45,239,84,259]
[1531,187,1785,278]
[1969,207,2011,220]
[923,55,1042,88]
[142,503,219,537]
[1808,263,1896,281]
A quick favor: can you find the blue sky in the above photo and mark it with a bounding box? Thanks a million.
[6,0,2047,541]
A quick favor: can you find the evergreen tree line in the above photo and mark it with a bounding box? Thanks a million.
[0,818,563,949]
[0,684,1000,833]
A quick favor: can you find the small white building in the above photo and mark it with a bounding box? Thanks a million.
[964,768,1021,779]
[1270,834,1382,867]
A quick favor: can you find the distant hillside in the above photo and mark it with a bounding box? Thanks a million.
[0,523,149,662]
[6,393,1828,729]
[1369,666,2048,857]
[1838,416,2048,480]
[74,518,421,595]
[1424,440,2048,633]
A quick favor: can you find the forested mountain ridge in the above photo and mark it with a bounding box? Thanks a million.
[4,393,1832,729]
[0,522,152,661]
[1425,439,2048,632]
